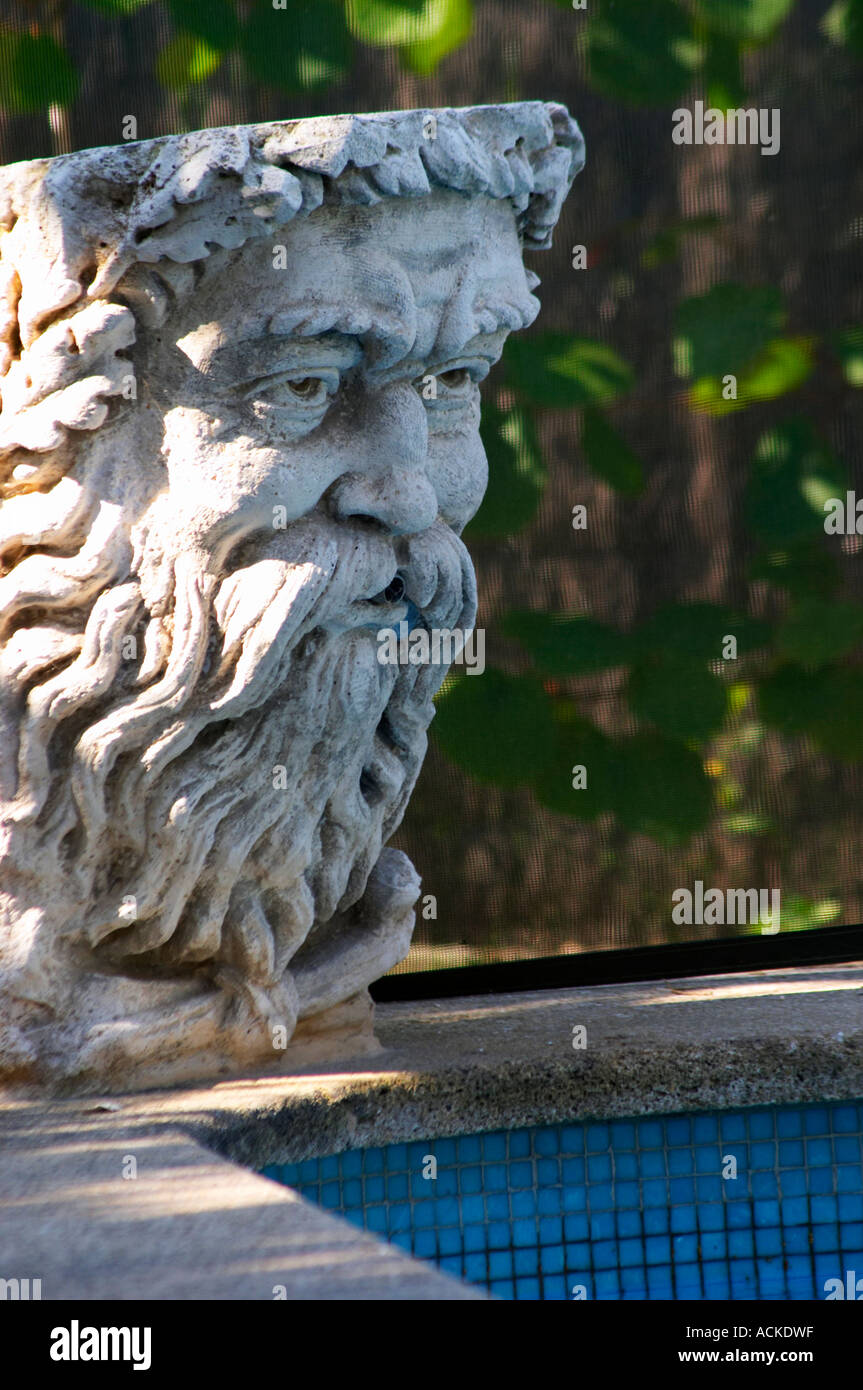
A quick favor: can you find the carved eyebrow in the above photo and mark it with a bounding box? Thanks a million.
[205,333,362,387]
[268,303,417,368]
[368,332,507,387]
[396,241,483,272]
[199,284,534,389]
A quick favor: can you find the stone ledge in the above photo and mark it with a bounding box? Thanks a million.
[0,1107,481,1300]
[159,961,863,1166]
[1,962,861,1300]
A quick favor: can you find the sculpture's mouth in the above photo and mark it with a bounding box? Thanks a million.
[337,577,432,815]
[334,553,465,812]
[359,725,408,809]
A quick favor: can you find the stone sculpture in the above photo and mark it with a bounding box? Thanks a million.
[0,102,584,1089]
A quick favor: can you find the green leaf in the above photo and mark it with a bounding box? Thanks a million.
[401,0,473,73]
[242,0,352,89]
[810,667,863,759]
[532,706,616,820]
[346,0,445,44]
[0,33,78,113]
[503,334,634,409]
[703,32,746,106]
[641,215,722,270]
[632,603,771,663]
[737,336,813,406]
[79,0,153,13]
[675,283,786,380]
[166,0,240,50]
[691,0,795,43]
[502,611,631,675]
[465,403,546,538]
[609,733,714,843]
[745,419,847,544]
[432,669,556,785]
[822,0,863,54]
[689,336,814,414]
[748,542,841,599]
[721,811,775,834]
[156,34,222,89]
[776,599,863,668]
[758,664,832,735]
[831,326,863,386]
[581,409,644,494]
[586,0,700,106]
[760,663,863,760]
[778,895,843,931]
[627,654,727,741]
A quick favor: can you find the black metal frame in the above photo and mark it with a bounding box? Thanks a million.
[371,922,863,1002]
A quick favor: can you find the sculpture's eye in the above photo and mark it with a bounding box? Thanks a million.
[437,367,471,390]
[286,376,327,401]
[243,369,339,414]
[415,362,485,409]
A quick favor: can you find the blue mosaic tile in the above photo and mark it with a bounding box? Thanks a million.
[611,1123,637,1148]
[639,1149,666,1178]
[541,1244,565,1274]
[456,1136,480,1162]
[590,1210,615,1240]
[643,1206,670,1235]
[615,1152,639,1181]
[535,1128,560,1157]
[616,1209,642,1238]
[670,1203,697,1233]
[698,1206,725,1236]
[781,1168,808,1197]
[262,1098,863,1302]
[509,1130,532,1159]
[564,1212,589,1241]
[484,1133,507,1161]
[462,1222,485,1253]
[637,1120,664,1148]
[749,1112,775,1140]
[511,1190,536,1219]
[667,1117,692,1146]
[776,1110,803,1139]
[513,1247,538,1276]
[460,1165,482,1194]
[586,1125,610,1153]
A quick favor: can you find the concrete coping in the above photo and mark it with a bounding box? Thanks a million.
[1,962,861,1300]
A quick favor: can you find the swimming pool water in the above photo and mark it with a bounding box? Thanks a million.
[260,1099,863,1300]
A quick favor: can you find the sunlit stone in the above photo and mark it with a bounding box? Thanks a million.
[0,103,583,1090]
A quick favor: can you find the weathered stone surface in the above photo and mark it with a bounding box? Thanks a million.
[0,964,857,1300]
[0,104,584,1090]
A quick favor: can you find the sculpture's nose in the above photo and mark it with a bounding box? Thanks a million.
[327,382,438,537]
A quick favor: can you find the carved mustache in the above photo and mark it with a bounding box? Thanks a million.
[61,513,475,888]
[211,513,476,701]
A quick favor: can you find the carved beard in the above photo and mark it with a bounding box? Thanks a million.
[7,510,475,1029]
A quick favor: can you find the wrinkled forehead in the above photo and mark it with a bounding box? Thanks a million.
[174,189,540,374]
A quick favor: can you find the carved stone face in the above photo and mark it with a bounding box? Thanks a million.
[104,188,537,978]
[0,104,583,1088]
[149,191,534,550]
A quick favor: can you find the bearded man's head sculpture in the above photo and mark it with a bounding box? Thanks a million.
[0,103,583,1090]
